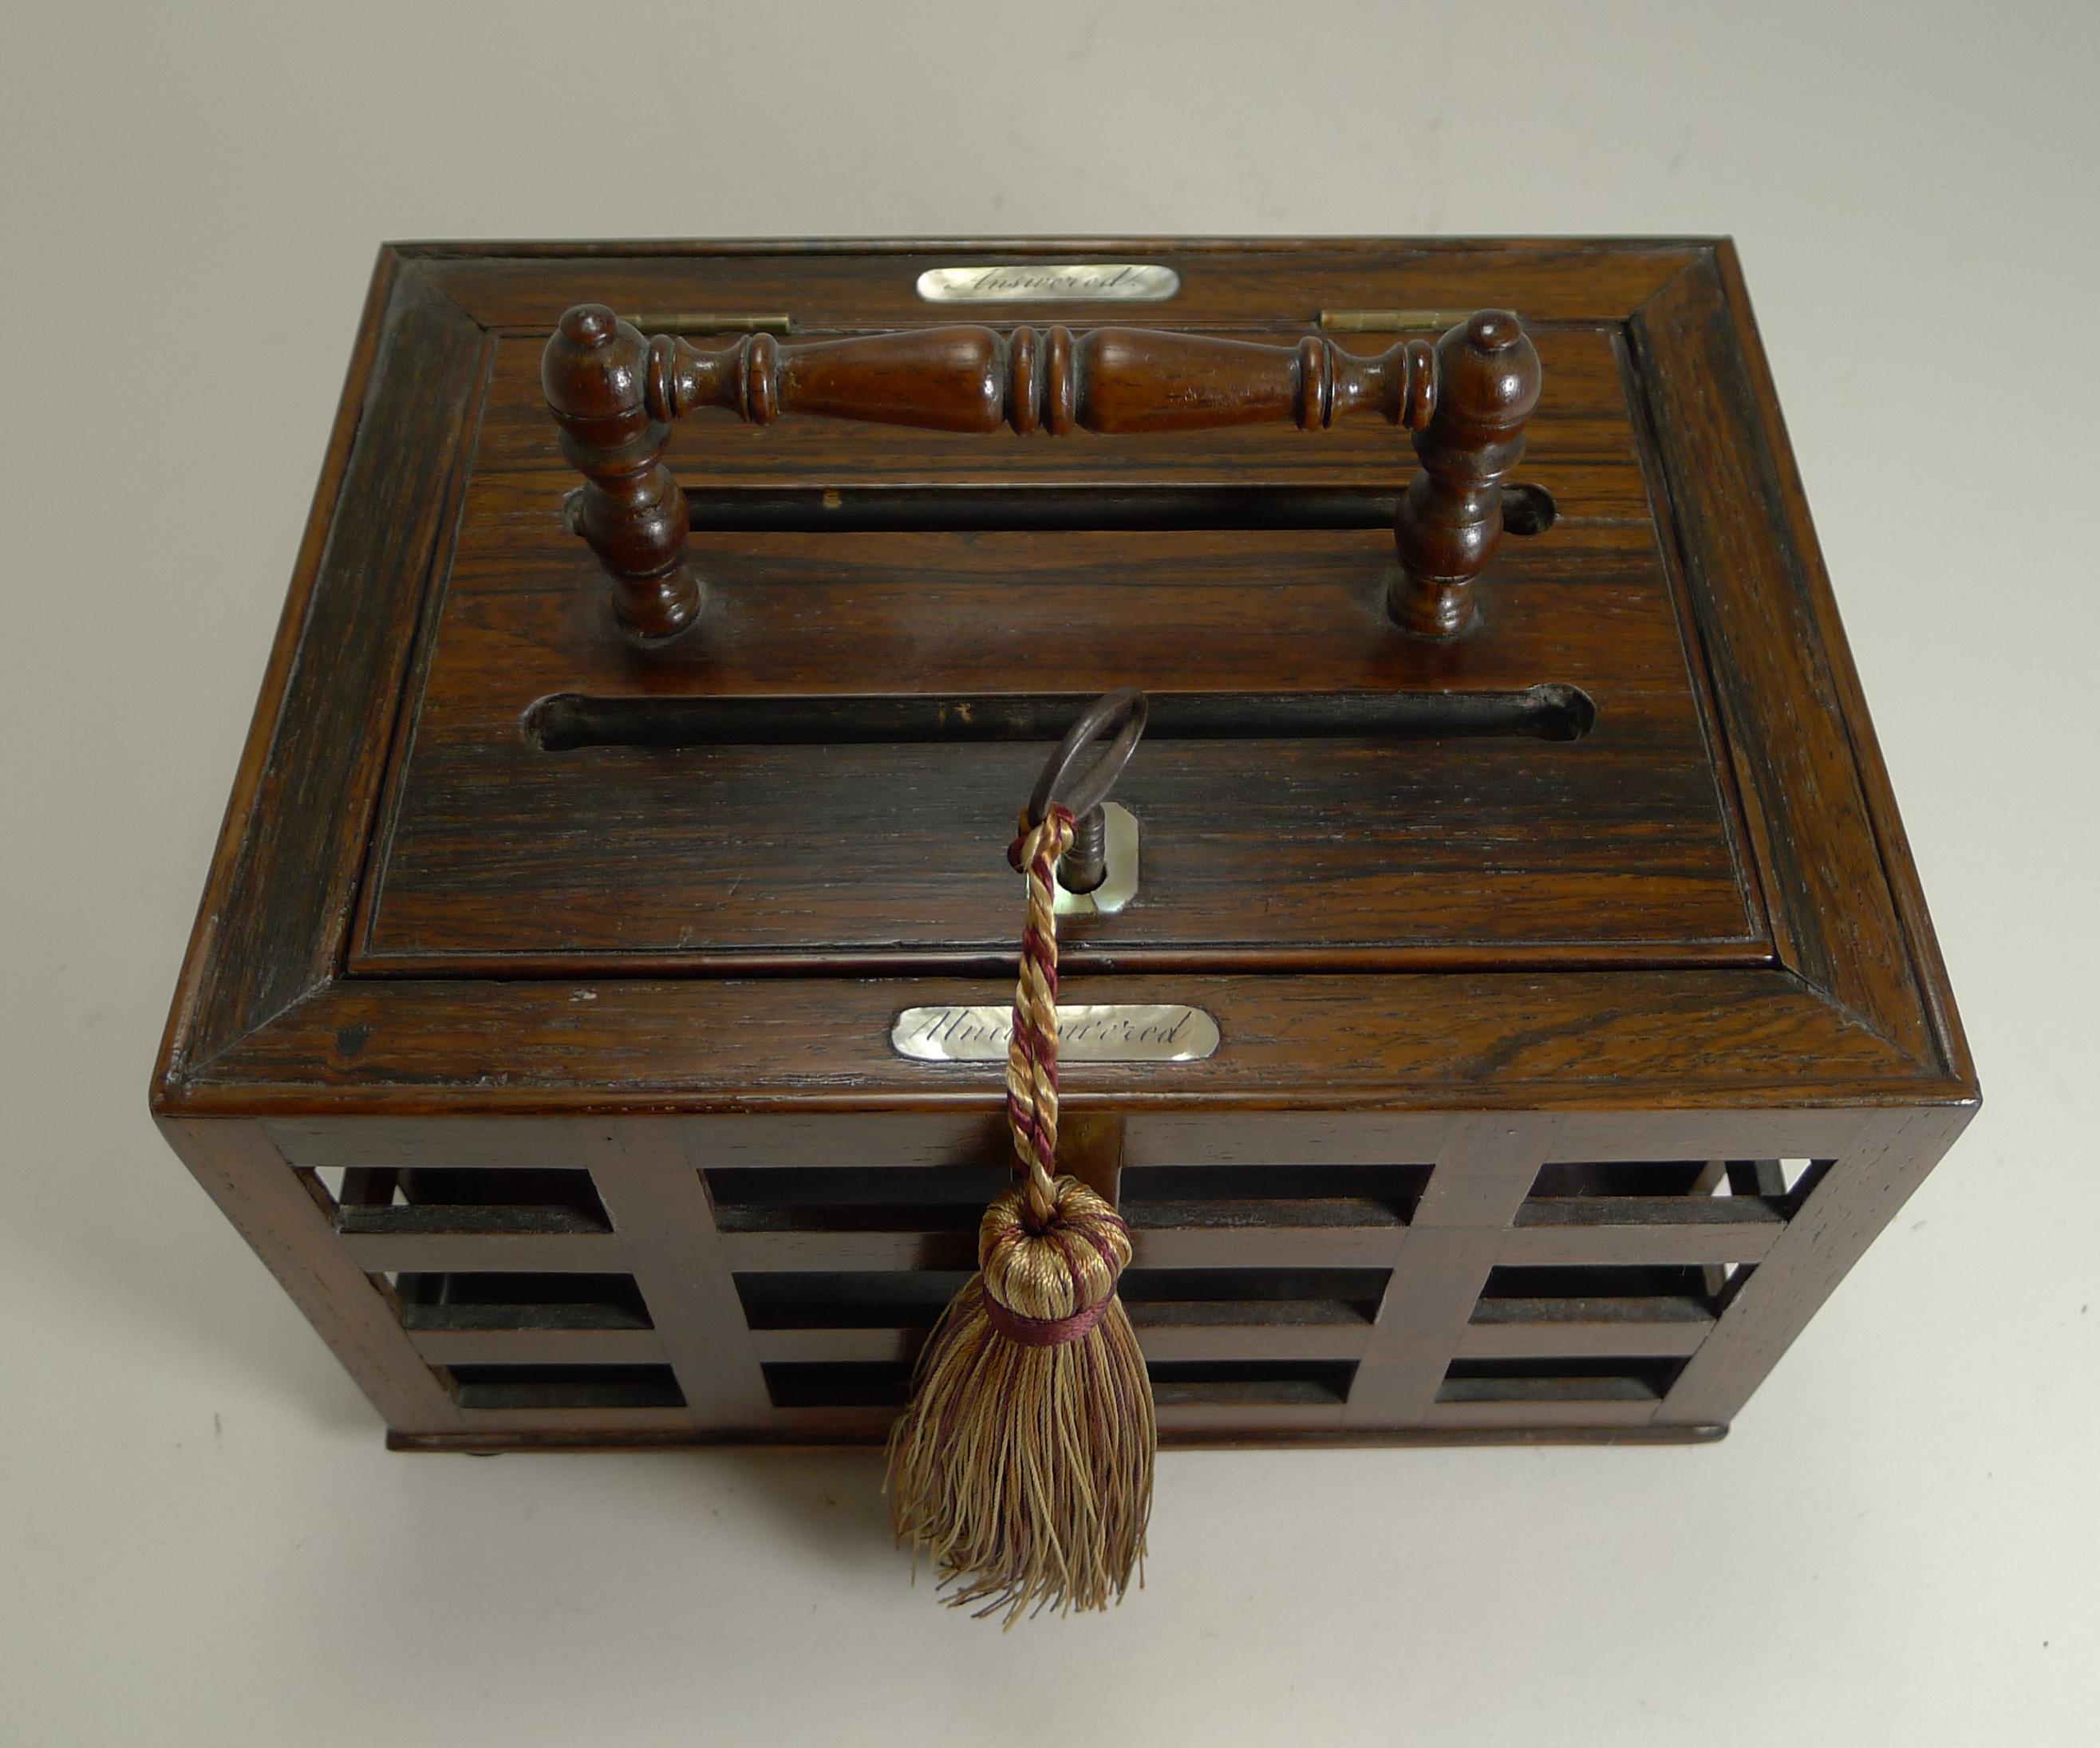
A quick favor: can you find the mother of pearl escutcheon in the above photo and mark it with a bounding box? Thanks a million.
[891,1004,1220,1063]
[914,263,1182,303]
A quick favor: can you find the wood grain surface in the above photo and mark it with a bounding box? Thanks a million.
[361,316,1759,969]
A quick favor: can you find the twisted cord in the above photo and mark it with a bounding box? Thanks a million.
[1005,806,1074,1229]
[885,798,1151,1623]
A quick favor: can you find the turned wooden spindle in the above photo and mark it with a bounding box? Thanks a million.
[642,322,1440,436]
[544,306,1541,640]
[1389,310,1544,637]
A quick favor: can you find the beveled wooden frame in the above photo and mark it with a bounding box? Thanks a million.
[152,239,1976,1450]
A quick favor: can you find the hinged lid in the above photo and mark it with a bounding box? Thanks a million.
[352,243,1767,976]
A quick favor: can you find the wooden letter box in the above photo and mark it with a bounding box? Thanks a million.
[152,239,1976,1450]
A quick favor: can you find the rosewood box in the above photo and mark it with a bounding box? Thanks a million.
[152,238,1976,1450]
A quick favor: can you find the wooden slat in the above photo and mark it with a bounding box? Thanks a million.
[749,1328,920,1364]
[1518,1195,1784,1226]
[1548,1111,1869,1162]
[1123,1111,1450,1166]
[417,1403,1716,1448]
[748,1320,1371,1366]
[764,1406,898,1441]
[409,1328,665,1365]
[579,1121,773,1433]
[446,1406,697,1439]
[263,1116,604,1170]
[261,1109,1876,1173]
[1727,1158,1790,1198]
[1155,1401,1349,1436]
[759,1401,1389,1443]
[719,1221,1414,1273]
[719,1229,975,1273]
[401,1300,651,1330]
[1439,1375,1661,1403]
[1147,1323,1371,1363]
[1423,1387,1660,1430]
[800,1368,1318,1422]
[1131,1225,1403,1269]
[338,1232,628,1272]
[1500,1198,1783,1266]
[711,1205,989,1236]
[686,1112,1014,1169]
[1346,1115,1563,1425]
[1457,1299,1712,1359]
[1127,1197,1404,1229]
[334,1205,607,1237]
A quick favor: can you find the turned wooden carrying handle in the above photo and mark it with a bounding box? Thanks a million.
[543,305,1541,641]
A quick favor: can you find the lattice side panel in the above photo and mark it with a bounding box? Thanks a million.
[1427,1147,1784,1431]
[708,1113,1443,1442]
[254,1117,764,1442]
[1655,1107,1970,1427]
[210,1109,1962,1446]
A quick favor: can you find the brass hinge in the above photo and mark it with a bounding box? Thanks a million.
[1318,309,1474,333]
[622,311,794,335]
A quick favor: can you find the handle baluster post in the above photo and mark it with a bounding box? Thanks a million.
[542,306,700,640]
[1389,310,1543,637]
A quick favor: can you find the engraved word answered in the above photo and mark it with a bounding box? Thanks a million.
[915,262,1182,303]
[891,1003,1220,1063]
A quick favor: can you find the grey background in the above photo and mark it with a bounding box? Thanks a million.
[3,3,2094,1742]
